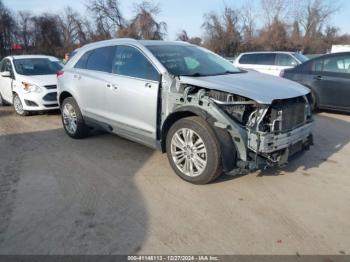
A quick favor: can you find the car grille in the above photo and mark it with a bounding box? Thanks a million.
[43,92,57,102]
[44,85,57,90]
[269,97,306,131]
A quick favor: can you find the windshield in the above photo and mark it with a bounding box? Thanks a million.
[13,58,63,76]
[147,44,242,76]
[293,53,309,63]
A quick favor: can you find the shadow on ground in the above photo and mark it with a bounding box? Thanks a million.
[0,106,13,118]
[0,126,153,254]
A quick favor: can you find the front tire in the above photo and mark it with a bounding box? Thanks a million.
[311,91,318,112]
[0,92,5,106]
[13,93,29,116]
[166,116,223,184]
[61,97,89,138]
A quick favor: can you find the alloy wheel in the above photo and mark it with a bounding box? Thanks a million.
[13,95,24,115]
[170,128,207,177]
[62,103,78,134]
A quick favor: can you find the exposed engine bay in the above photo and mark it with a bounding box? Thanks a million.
[207,89,313,167]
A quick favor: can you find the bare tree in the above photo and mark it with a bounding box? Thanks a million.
[0,0,348,58]
[240,1,257,51]
[202,6,241,56]
[289,20,302,50]
[188,37,202,46]
[87,0,125,38]
[0,0,16,57]
[59,7,88,51]
[31,13,63,56]
[177,30,189,42]
[118,1,167,40]
[15,11,33,52]
[258,17,289,50]
[176,30,202,45]
[261,0,289,26]
[299,0,339,38]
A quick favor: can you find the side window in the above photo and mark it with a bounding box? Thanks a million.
[311,59,323,72]
[113,45,159,81]
[297,61,312,73]
[74,51,92,69]
[322,56,350,74]
[1,59,8,72]
[1,59,14,75]
[256,53,276,65]
[276,54,298,66]
[86,46,116,73]
[239,54,255,64]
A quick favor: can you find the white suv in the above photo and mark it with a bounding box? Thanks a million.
[0,55,63,116]
[58,39,313,184]
[233,52,308,76]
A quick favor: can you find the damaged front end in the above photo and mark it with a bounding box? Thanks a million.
[245,96,313,168]
[161,74,314,174]
[207,89,313,170]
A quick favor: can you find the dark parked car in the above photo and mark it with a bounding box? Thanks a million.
[282,52,350,112]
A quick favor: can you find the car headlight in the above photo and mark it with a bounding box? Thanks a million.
[22,82,43,93]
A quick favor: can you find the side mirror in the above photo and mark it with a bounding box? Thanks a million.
[0,71,11,77]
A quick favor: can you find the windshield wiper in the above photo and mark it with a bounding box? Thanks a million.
[179,70,243,77]
[220,70,242,75]
[180,72,207,77]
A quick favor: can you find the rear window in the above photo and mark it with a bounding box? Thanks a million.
[13,58,63,75]
[239,53,276,65]
[75,51,92,69]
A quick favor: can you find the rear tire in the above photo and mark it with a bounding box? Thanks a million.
[166,116,223,184]
[61,97,89,139]
[13,93,29,116]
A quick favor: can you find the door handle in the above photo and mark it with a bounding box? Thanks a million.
[145,83,152,88]
[107,83,118,90]
[73,74,81,80]
[314,75,323,81]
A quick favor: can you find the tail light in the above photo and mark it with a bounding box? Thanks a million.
[279,70,285,78]
[56,70,64,77]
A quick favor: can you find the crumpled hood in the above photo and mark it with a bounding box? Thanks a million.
[179,71,309,104]
[17,74,57,87]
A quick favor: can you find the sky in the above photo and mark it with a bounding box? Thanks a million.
[3,0,350,40]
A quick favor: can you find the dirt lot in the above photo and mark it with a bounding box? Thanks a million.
[0,106,349,255]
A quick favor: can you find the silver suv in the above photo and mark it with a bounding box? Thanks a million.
[57,39,313,184]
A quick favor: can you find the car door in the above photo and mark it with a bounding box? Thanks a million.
[0,59,15,103]
[313,55,350,110]
[72,46,116,121]
[103,45,160,147]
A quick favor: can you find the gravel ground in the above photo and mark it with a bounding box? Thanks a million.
[0,106,349,255]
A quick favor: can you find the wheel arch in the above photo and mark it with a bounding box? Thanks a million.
[303,84,320,110]
[59,91,73,107]
[160,106,237,173]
